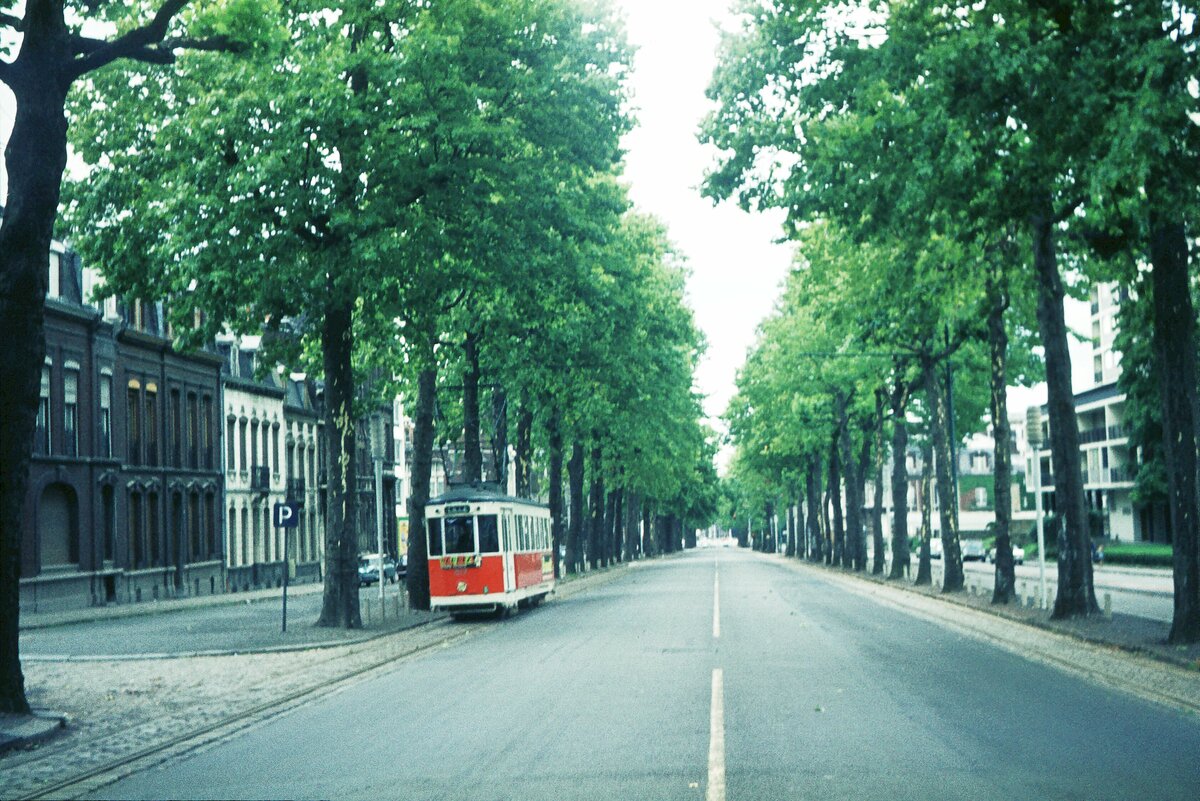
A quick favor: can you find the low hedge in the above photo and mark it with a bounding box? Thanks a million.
[1102,542,1173,567]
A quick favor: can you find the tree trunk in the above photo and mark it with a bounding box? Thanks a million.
[987,270,1016,605]
[1031,214,1099,617]
[914,438,933,586]
[786,502,797,557]
[926,358,963,592]
[405,367,437,610]
[871,392,886,575]
[763,501,775,553]
[829,432,845,567]
[515,395,533,497]
[624,491,640,560]
[889,389,910,580]
[0,33,72,713]
[462,332,482,484]
[490,385,507,486]
[566,440,584,574]
[588,441,604,569]
[643,503,656,557]
[806,457,824,562]
[547,408,564,579]
[837,395,859,568]
[317,296,362,628]
[857,431,872,572]
[611,488,624,563]
[1149,218,1200,642]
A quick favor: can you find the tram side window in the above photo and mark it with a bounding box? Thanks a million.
[502,514,511,552]
[444,516,475,554]
[478,515,499,553]
[428,518,443,557]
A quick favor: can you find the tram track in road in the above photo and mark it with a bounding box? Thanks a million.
[14,563,637,801]
[15,619,478,801]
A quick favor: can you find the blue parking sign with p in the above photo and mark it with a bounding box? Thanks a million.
[273,501,301,529]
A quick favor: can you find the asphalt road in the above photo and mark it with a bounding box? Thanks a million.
[93,549,1200,801]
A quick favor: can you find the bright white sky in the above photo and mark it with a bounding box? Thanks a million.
[609,0,1089,446]
[612,0,794,436]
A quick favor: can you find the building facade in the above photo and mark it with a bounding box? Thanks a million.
[21,248,225,612]
[283,375,326,582]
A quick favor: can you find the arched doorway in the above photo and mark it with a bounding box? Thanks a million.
[39,482,79,568]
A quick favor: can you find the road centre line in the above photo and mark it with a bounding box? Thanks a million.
[707,668,726,801]
[713,568,721,639]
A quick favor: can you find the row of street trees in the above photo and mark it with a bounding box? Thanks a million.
[702,1,1200,644]
[0,0,717,715]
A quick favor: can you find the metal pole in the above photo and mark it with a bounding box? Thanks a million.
[1034,457,1047,609]
[945,328,959,505]
[376,454,385,608]
[1026,405,1048,611]
[367,411,388,617]
[281,523,288,633]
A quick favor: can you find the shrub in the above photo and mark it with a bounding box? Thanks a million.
[1102,542,1173,567]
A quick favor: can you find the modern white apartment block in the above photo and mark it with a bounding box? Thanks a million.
[1029,282,1169,543]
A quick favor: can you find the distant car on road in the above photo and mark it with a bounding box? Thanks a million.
[962,539,986,561]
[986,545,1025,565]
[358,554,398,586]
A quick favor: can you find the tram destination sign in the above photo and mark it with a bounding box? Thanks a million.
[445,504,472,516]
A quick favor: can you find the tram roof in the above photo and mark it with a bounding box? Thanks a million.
[427,484,547,509]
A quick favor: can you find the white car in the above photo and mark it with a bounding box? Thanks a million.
[987,545,1025,566]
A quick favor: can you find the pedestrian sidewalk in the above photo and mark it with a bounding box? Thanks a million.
[0,711,65,755]
[20,581,438,661]
[787,555,1200,672]
[21,580,327,631]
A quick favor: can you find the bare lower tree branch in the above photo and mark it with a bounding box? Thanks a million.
[0,11,23,30]
[69,34,108,57]
[66,0,240,81]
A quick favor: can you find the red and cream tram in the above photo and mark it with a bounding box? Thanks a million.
[425,486,555,616]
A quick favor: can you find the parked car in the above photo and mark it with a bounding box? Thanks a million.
[358,554,398,586]
[986,545,1025,565]
[962,539,986,562]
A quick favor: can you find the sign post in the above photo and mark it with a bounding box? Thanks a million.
[273,501,301,632]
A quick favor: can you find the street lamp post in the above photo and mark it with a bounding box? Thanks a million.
[370,412,387,613]
[1025,406,1048,610]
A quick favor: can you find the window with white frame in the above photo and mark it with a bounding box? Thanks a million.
[36,359,51,454]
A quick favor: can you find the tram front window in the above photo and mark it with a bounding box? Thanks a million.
[428,519,443,556]
[443,516,475,554]
[478,515,499,553]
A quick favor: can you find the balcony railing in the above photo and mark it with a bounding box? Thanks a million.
[1107,465,1135,483]
[1107,424,1127,440]
[1079,427,1108,445]
[250,466,270,492]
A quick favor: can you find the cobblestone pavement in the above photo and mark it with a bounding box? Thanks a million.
[0,566,630,800]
